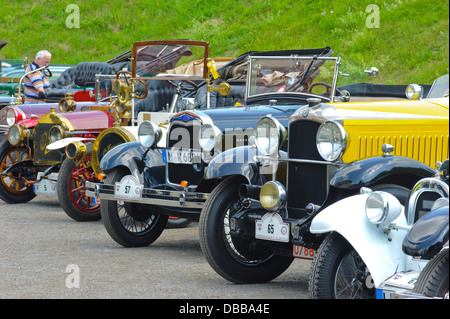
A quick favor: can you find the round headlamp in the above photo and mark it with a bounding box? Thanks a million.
[199,124,222,152]
[138,121,162,148]
[365,191,402,228]
[405,84,423,100]
[316,120,347,162]
[6,107,24,126]
[260,181,286,211]
[49,125,65,143]
[8,125,29,146]
[255,116,286,156]
[66,141,87,161]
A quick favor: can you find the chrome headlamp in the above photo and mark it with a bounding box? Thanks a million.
[199,124,222,152]
[260,181,287,212]
[8,124,30,146]
[316,120,347,161]
[365,191,402,228]
[255,116,286,156]
[138,121,162,148]
[49,125,65,143]
[405,84,423,100]
[6,107,25,126]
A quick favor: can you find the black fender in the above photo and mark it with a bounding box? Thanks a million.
[330,155,436,190]
[402,205,449,258]
[100,142,165,185]
[204,146,287,186]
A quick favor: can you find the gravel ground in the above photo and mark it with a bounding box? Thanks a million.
[0,194,312,300]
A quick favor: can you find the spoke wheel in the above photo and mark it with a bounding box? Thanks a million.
[0,141,36,203]
[199,177,294,284]
[100,167,168,247]
[309,232,376,299]
[58,157,101,221]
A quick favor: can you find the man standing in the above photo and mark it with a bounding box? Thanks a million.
[24,50,51,103]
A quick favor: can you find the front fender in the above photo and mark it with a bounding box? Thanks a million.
[310,193,410,287]
[402,205,449,258]
[100,142,164,185]
[204,146,261,184]
[331,156,435,189]
[204,146,286,185]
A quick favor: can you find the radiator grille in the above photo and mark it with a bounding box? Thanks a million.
[33,124,63,165]
[287,120,328,218]
[167,121,203,185]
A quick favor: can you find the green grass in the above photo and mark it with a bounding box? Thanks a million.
[1,0,448,84]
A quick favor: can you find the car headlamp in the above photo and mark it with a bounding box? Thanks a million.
[199,124,222,152]
[260,181,286,212]
[365,191,402,228]
[8,124,30,146]
[49,125,65,143]
[66,141,87,161]
[316,120,347,161]
[6,107,25,126]
[138,121,162,148]
[405,84,423,100]
[255,116,286,156]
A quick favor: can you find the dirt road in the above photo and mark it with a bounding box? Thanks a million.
[0,194,311,300]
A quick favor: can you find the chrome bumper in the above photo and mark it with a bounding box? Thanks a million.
[85,181,208,209]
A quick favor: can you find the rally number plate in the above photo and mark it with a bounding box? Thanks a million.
[34,179,57,195]
[162,149,201,164]
[255,213,290,243]
[114,175,143,200]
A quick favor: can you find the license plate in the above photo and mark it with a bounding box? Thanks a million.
[255,213,290,243]
[34,179,57,195]
[114,175,143,200]
[162,149,201,164]
[293,245,315,259]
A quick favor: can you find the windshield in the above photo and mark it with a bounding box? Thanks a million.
[427,74,449,99]
[131,40,210,81]
[246,56,339,101]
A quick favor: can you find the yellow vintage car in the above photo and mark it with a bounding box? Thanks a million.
[198,63,448,285]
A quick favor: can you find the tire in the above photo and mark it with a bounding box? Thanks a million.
[100,167,168,247]
[57,157,101,222]
[0,140,36,204]
[199,177,294,284]
[413,250,449,298]
[309,232,376,299]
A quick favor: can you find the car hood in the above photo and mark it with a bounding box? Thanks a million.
[187,104,299,131]
[330,97,449,119]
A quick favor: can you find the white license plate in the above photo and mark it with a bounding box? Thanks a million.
[34,179,57,195]
[255,213,290,243]
[162,149,201,164]
[293,245,315,259]
[114,175,143,200]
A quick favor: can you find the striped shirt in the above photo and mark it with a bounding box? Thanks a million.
[24,61,50,103]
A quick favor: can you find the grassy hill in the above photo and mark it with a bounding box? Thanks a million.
[1,0,448,85]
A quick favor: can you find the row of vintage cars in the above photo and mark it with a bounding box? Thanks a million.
[0,40,448,299]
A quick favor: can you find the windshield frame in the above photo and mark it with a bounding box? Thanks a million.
[244,55,341,103]
[130,40,210,81]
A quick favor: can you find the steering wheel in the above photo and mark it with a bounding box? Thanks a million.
[167,79,199,92]
[43,67,52,78]
[309,82,332,96]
